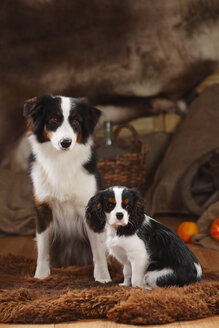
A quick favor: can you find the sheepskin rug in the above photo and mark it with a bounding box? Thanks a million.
[0,254,218,325]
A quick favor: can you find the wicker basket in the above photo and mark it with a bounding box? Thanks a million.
[97,124,148,194]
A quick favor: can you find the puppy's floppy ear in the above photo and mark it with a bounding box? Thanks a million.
[75,98,101,142]
[130,189,145,229]
[86,191,106,233]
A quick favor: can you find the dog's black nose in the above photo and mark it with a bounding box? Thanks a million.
[60,138,72,149]
[116,212,124,220]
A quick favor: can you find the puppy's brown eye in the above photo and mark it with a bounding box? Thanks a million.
[72,119,79,126]
[106,202,114,211]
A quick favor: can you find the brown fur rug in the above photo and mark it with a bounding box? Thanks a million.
[0,255,218,325]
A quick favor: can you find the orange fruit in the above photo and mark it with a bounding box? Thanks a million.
[211,218,219,242]
[177,221,199,243]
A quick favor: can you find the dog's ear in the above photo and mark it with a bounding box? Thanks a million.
[24,96,41,118]
[23,94,52,134]
[24,95,51,117]
[86,192,106,233]
[75,99,101,142]
[129,189,145,229]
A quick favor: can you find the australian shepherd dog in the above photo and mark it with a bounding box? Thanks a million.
[24,94,111,283]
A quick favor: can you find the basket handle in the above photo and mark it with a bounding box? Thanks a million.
[114,123,139,151]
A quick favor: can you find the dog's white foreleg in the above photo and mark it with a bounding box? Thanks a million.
[131,257,147,288]
[86,226,111,283]
[120,261,132,286]
[34,227,51,279]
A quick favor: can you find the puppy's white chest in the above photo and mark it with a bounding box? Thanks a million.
[106,234,128,264]
[106,229,149,267]
[107,235,121,253]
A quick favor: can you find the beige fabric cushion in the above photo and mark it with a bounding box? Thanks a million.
[0,168,35,236]
[191,201,219,251]
[146,85,219,216]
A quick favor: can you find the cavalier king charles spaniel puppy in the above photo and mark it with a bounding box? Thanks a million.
[86,186,203,289]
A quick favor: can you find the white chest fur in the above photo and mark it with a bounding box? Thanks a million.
[106,226,149,266]
[30,136,97,241]
[30,136,97,205]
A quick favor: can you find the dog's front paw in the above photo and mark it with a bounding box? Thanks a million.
[95,274,112,283]
[34,264,50,279]
[94,267,111,283]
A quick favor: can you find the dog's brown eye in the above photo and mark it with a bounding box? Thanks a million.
[49,117,58,124]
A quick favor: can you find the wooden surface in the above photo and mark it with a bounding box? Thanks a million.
[0,216,218,327]
[0,316,219,328]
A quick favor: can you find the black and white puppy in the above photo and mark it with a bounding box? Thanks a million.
[86,186,203,289]
[24,94,111,283]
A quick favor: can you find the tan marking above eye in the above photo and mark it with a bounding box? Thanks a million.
[123,198,130,205]
[70,113,78,124]
[109,198,116,204]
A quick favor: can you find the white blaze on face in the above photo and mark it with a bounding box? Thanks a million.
[108,187,129,226]
[50,97,77,151]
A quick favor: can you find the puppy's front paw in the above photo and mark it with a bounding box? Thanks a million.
[132,277,145,288]
[132,282,144,288]
[34,264,50,279]
[119,281,131,287]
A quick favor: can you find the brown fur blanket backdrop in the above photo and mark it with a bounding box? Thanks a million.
[1,0,219,160]
[0,255,218,325]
